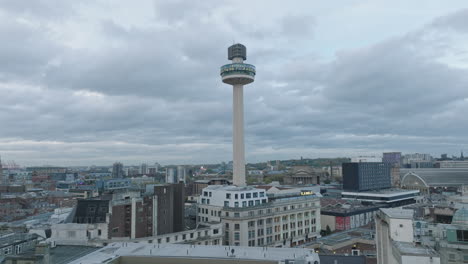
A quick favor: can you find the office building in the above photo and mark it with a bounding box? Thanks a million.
[351,156,381,162]
[383,152,402,164]
[220,43,256,186]
[154,183,185,235]
[140,163,148,174]
[197,185,321,247]
[341,189,419,207]
[383,152,402,187]
[166,167,176,183]
[177,165,186,183]
[51,183,185,245]
[342,162,391,191]
[375,208,440,264]
[112,162,124,178]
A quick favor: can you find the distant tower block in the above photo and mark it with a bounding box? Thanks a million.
[220,43,256,186]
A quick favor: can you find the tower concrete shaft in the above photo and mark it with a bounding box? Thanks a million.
[233,84,245,186]
[220,43,255,187]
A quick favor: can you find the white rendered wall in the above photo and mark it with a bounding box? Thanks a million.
[389,218,413,243]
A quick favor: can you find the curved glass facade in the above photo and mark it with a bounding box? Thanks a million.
[220,63,256,78]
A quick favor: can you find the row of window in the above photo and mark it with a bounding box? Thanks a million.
[224,199,267,207]
[153,229,219,244]
[225,192,265,200]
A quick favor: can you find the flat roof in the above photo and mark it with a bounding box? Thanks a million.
[393,241,439,257]
[69,243,319,264]
[204,185,264,192]
[316,228,375,246]
[342,189,419,197]
[380,208,414,219]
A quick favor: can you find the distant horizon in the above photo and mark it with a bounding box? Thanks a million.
[2,152,466,168]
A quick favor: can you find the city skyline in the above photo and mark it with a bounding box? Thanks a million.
[1,1,468,166]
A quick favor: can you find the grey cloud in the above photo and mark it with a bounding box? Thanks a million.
[1,2,468,165]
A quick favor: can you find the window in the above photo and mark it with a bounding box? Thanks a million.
[457,230,468,242]
[225,223,229,229]
[207,199,210,204]
[235,224,240,230]
[248,221,255,227]
[234,202,239,207]
[235,194,238,199]
[183,234,187,239]
[201,198,206,204]
[246,193,251,198]
[255,200,260,205]
[226,193,231,199]
[213,229,219,234]
[166,237,170,242]
[190,233,194,238]
[234,232,240,240]
[242,201,247,207]
[260,192,265,197]
[204,191,208,196]
[234,213,240,218]
[253,192,258,198]
[224,201,229,207]
[209,192,212,197]
[262,199,267,204]
[257,219,264,225]
[258,210,264,215]
[449,254,456,261]
[241,193,244,199]
[248,201,254,206]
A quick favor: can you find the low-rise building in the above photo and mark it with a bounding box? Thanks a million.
[320,199,380,232]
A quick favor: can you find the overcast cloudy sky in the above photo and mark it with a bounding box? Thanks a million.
[1,0,468,166]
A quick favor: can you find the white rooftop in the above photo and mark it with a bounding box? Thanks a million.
[204,185,262,192]
[69,243,319,264]
[342,188,419,197]
[380,208,414,219]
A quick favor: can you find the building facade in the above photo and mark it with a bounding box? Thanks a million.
[112,162,124,178]
[342,162,391,191]
[375,208,440,264]
[197,185,321,247]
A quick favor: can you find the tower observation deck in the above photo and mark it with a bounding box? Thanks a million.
[220,43,256,187]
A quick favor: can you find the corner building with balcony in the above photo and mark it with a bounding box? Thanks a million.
[197,185,321,247]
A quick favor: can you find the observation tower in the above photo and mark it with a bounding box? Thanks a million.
[220,43,256,186]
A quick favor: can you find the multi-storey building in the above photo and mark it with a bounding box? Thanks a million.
[197,185,321,247]
[343,162,392,191]
[383,152,402,165]
[375,208,440,264]
[112,162,124,178]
